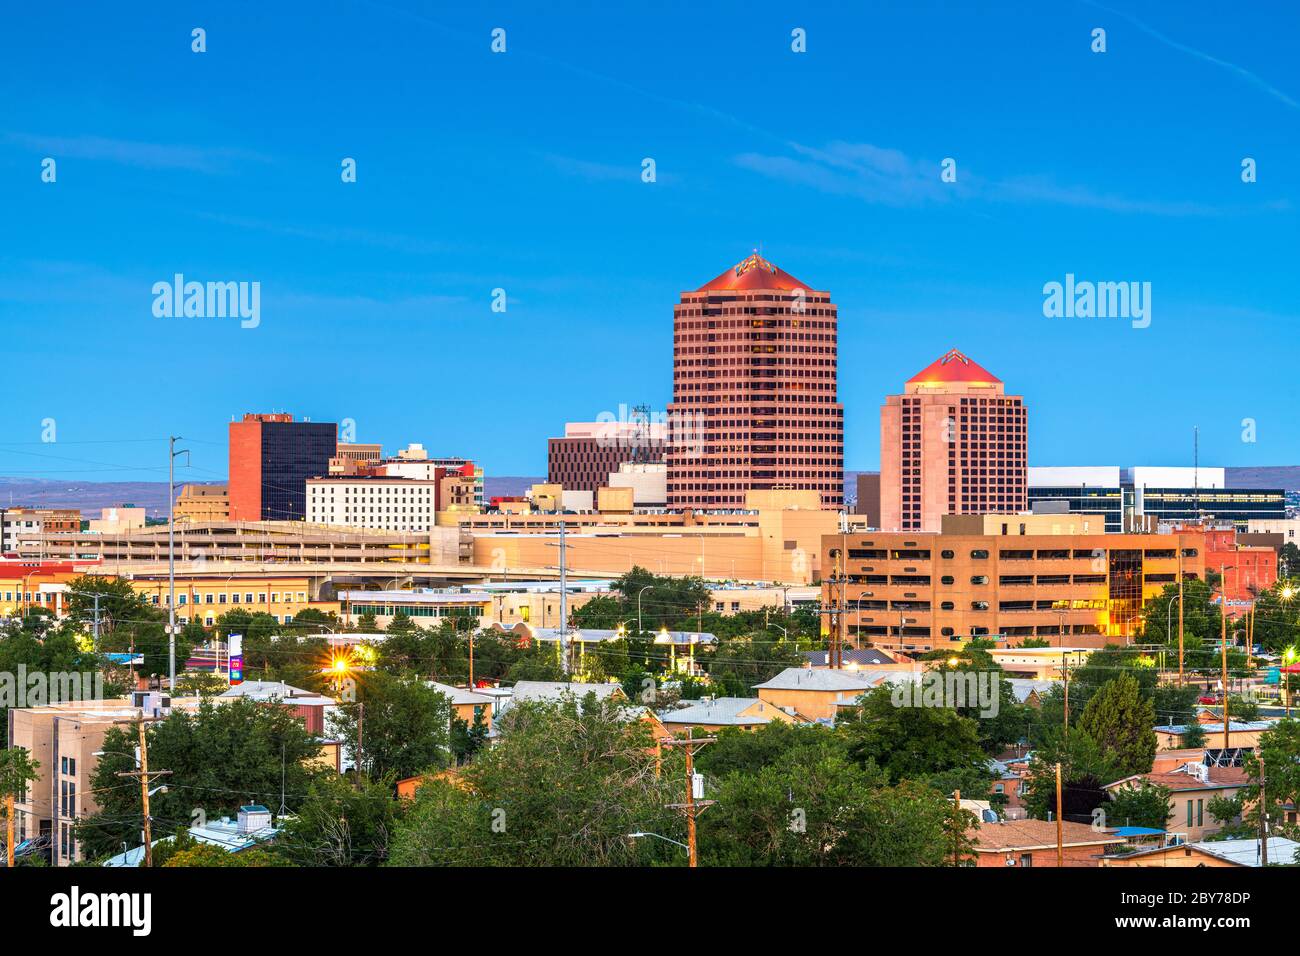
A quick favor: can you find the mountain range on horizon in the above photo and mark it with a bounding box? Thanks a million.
[2,467,1297,519]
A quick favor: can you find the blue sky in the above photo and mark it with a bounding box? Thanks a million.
[1,0,1297,485]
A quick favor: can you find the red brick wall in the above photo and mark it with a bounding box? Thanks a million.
[228,420,263,521]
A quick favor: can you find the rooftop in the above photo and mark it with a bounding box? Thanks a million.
[906,348,1002,386]
[659,697,786,726]
[753,667,878,693]
[970,819,1122,852]
[695,253,811,293]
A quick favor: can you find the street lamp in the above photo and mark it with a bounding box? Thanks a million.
[627,831,689,853]
[637,585,653,635]
[1284,647,1297,718]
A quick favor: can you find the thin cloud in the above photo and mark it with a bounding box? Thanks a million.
[1081,0,1300,111]
[2,132,269,173]
[735,140,1280,217]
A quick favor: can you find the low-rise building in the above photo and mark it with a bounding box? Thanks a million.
[968,819,1124,867]
[658,696,797,732]
[752,667,877,722]
[1103,836,1300,868]
[1104,762,1249,842]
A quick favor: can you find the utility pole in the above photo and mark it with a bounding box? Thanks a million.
[90,593,102,651]
[559,520,570,676]
[468,627,474,689]
[355,701,365,790]
[1063,654,1070,731]
[952,789,961,866]
[1178,546,1185,686]
[661,730,716,868]
[115,714,170,867]
[1221,605,1230,756]
[1259,754,1268,866]
[1055,762,1064,868]
[167,436,189,692]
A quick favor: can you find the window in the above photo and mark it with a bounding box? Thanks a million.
[971,601,989,611]
[941,575,955,585]
[1020,853,1032,867]
[970,549,989,559]
[941,550,954,559]
[941,601,955,611]
[971,575,989,585]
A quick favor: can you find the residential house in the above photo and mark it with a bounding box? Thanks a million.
[969,819,1124,867]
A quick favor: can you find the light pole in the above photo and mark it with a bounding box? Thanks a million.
[637,585,653,635]
[1284,647,1297,718]
[167,436,190,692]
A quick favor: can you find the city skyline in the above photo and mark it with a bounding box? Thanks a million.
[3,1,1298,485]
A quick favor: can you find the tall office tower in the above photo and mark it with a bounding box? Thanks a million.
[228,413,337,521]
[879,349,1027,532]
[666,253,844,511]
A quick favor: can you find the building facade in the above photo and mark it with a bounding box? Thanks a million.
[306,476,437,532]
[822,524,1207,654]
[1028,466,1285,532]
[548,421,666,493]
[666,253,844,511]
[0,508,81,555]
[228,413,337,521]
[175,483,230,523]
[880,349,1027,533]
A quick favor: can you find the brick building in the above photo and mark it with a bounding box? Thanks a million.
[880,349,1027,532]
[666,253,844,511]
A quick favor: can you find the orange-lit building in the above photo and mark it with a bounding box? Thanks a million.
[823,524,1207,653]
[666,253,844,511]
[0,560,91,618]
[1171,524,1276,615]
[880,349,1027,532]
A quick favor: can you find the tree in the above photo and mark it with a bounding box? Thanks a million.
[699,735,964,866]
[77,699,323,859]
[1022,726,1117,822]
[0,746,40,865]
[163,843,286,867]
[388,697,680,866]
[1105,782,1172,830]
[839,686,989,786]
[274,773,398,866]
[1076,674,1157,778]
[329,672,452,782]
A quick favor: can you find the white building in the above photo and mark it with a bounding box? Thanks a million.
[608,462,668,508]
[306,476,437,532]
[381,443,484,508]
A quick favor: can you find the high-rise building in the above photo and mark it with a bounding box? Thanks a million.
[880,349,1028,532]
[228,413,337,521]
[666,253,844,511]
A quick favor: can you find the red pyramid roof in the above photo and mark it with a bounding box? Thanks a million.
[907,348,1001,385]
[696,253,810,292]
